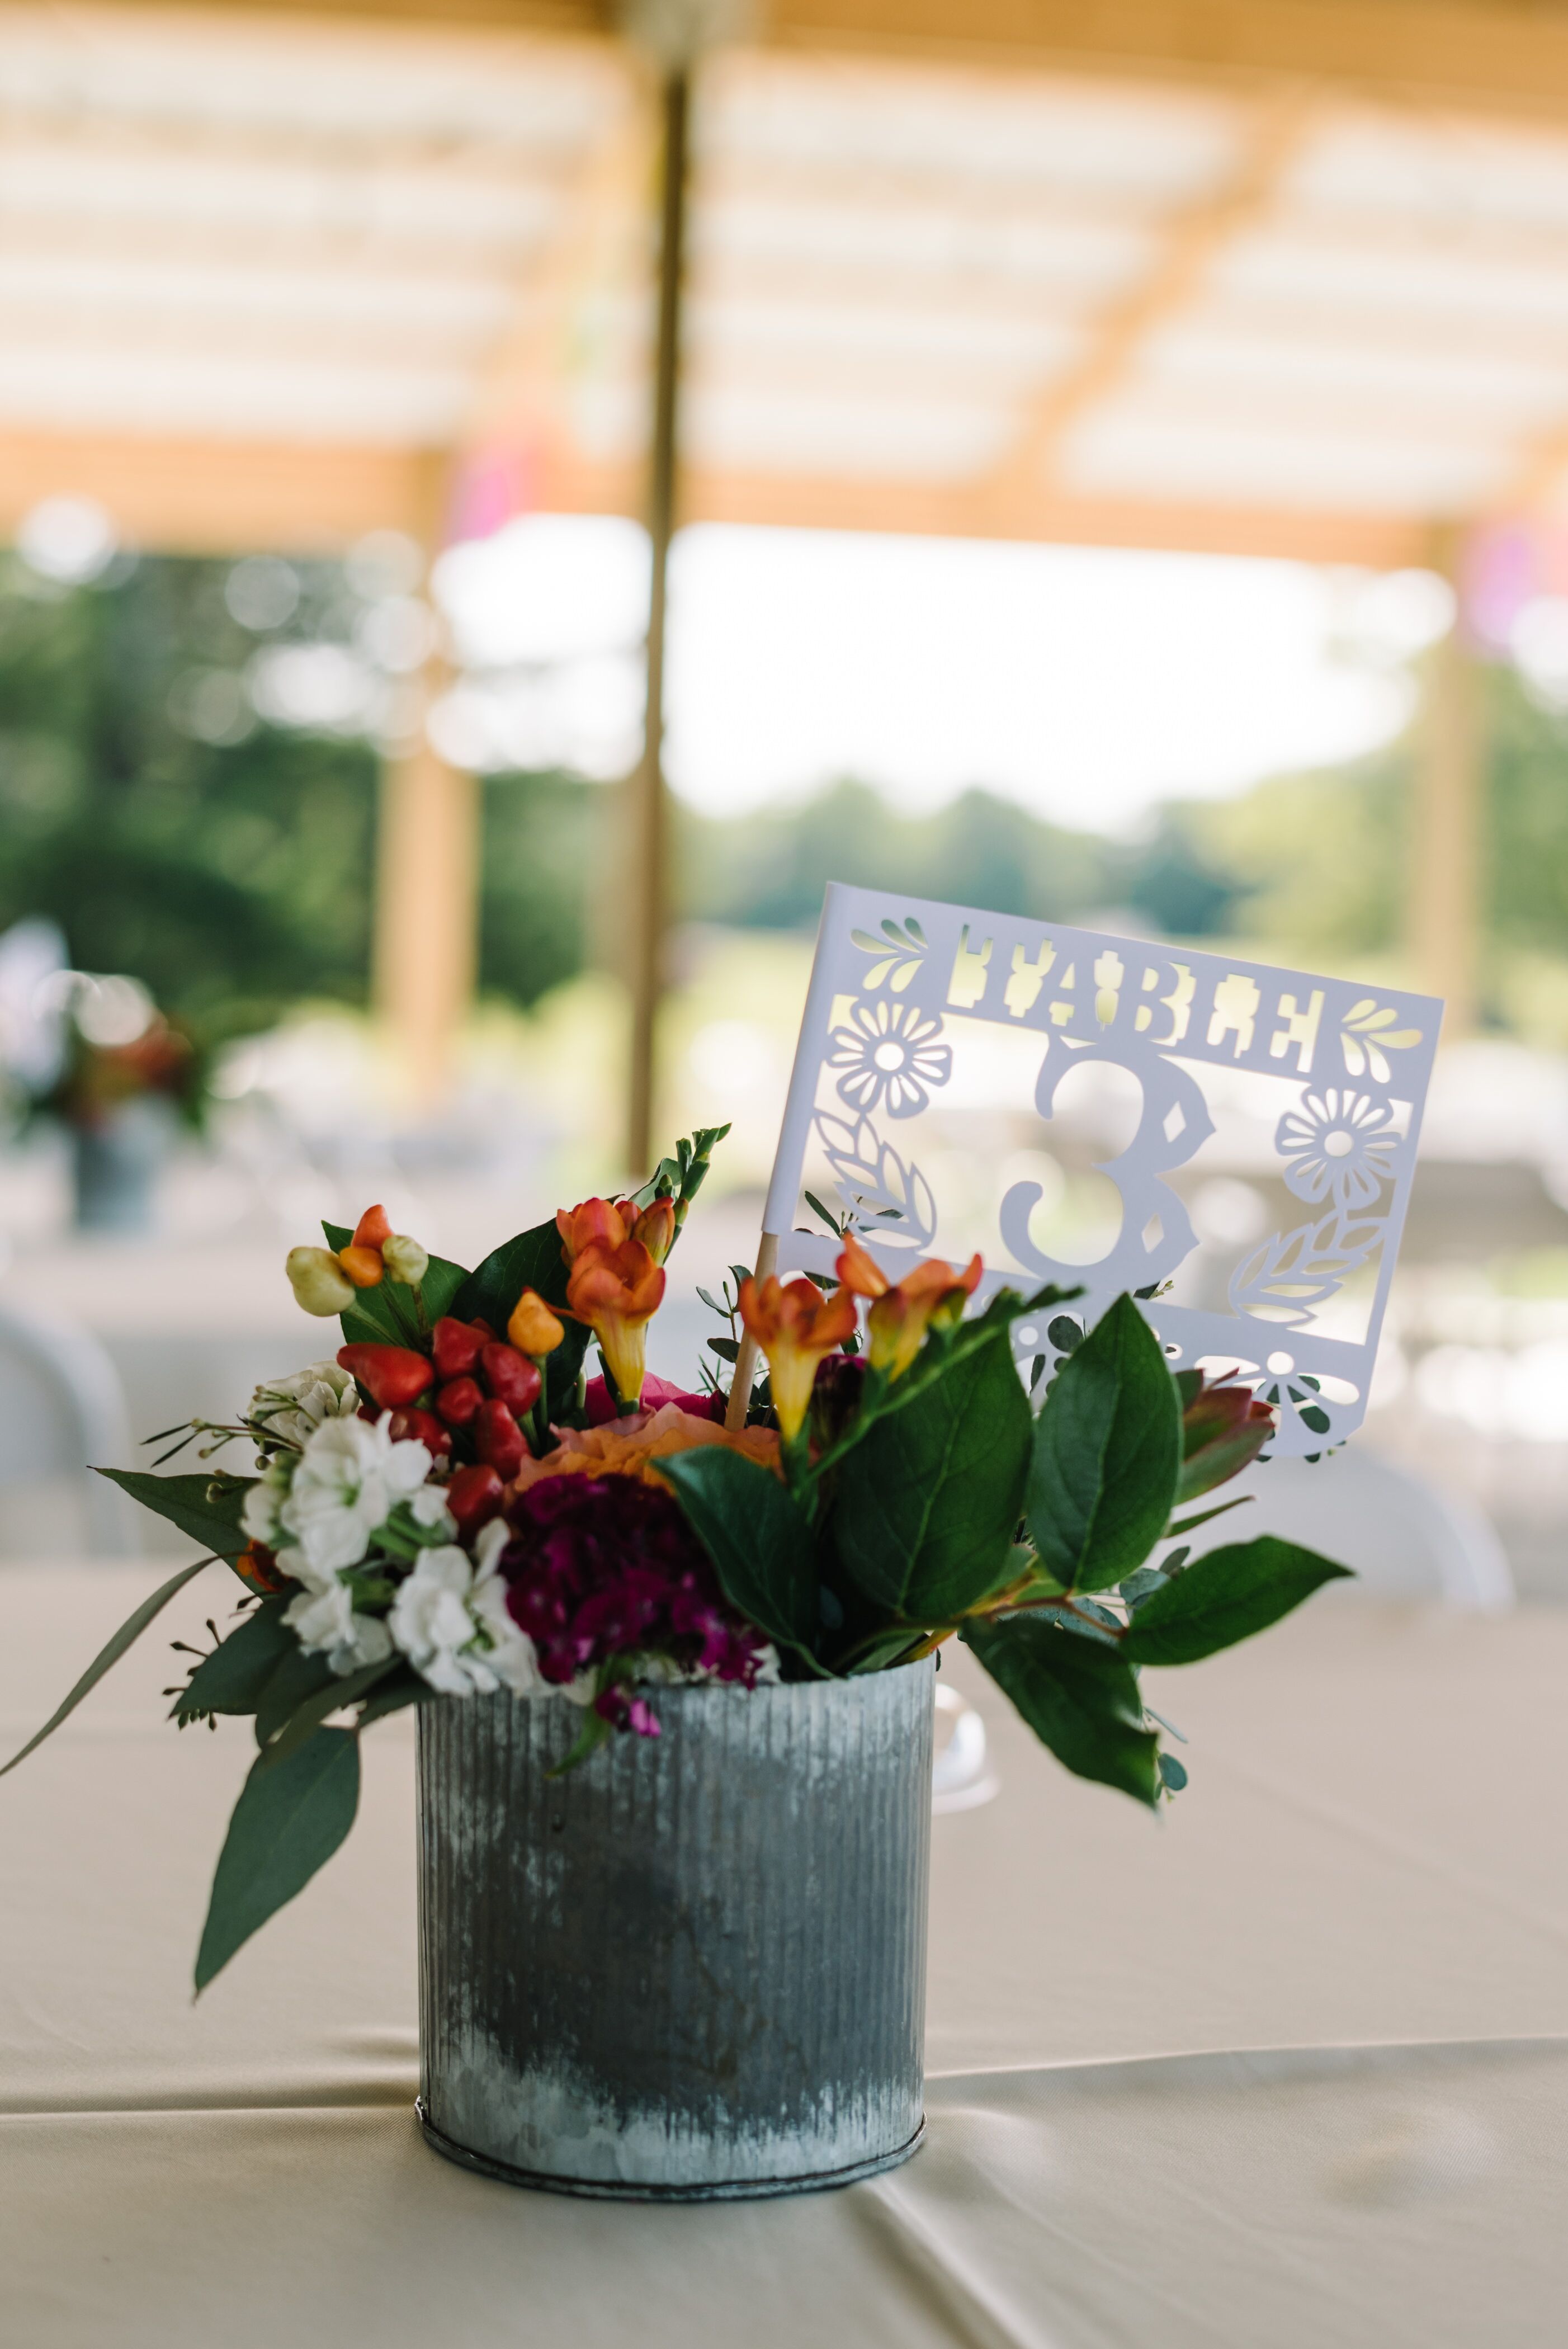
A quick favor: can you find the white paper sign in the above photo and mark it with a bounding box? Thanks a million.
[763,883,1442,1457]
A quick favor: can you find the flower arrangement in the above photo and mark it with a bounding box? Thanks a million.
[3,1121,1349,1991]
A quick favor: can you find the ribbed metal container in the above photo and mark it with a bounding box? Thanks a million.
[415,1659,934,2201]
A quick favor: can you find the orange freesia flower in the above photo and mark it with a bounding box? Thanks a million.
[835,1230,890,1299]
[556,1196,629,1265]
[840,1245,983,1381]
[630,1195,677,1267]
[564,1238,666,1405]
[739,1273,858,1443]
[513,1402,780,1493]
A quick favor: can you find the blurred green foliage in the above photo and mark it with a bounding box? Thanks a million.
[0,554,375,1035]
[10,551,1568,1040]
[1174,663,1568,987]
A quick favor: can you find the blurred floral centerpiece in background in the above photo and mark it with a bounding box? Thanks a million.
[24,965,206,1233]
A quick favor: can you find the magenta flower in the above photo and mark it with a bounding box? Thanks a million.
[497,1474,772,1730]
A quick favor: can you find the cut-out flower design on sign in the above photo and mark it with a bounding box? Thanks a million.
[1277,1088,1398,1211]
[828,1000,952,1120]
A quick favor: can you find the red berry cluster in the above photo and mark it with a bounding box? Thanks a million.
[337,1313,546,1501]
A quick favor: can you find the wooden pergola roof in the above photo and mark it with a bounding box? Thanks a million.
[8,0,1568,568]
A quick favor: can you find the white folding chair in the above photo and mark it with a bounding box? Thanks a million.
[0,1301,138,1556]
[1186,1445,1514,1611]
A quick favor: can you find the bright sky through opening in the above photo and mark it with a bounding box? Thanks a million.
[433,517,1453,834]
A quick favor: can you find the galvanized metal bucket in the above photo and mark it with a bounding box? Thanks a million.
[415,1657,934,2201]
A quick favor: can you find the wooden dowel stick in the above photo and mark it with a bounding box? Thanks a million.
[724,1229,778,1432]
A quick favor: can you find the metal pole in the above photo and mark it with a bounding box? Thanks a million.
[626,67,689,1180]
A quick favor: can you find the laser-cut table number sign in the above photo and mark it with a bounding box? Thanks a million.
[759,883,1442,1457]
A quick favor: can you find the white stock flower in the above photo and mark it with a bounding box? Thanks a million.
[278,1413,433,1575]
[240,1455,290,1546]
[390,1525,543,1699]
[408,1484,456,1536]
[280,1555,395,1678]
[249,1361,358,1457]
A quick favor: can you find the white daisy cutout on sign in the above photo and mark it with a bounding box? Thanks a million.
[762,884,1442,1457]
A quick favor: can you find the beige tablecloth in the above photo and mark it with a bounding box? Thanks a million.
[2,1564,1564,2346]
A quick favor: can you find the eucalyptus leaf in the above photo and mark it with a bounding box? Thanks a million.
[829,1324,1032,1621]
[173,1600,294,1722]
[254,1642,338,1746]
[195,1729,360,1991]
[95,1469,253,1561]
[0,1554,216,1779]
[355,1668,434,1729]
[654,1449,820,1659]
[1026,1294,1180,1593]
[843,1627,926,1675]
[1120,1536,1352,1667]
[1165,1494,1251,1540]
[962,1614,1159,1805]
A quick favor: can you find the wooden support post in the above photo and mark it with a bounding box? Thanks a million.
[1410,531,1483,1036]
[626,66,689,1183]
[374,724,481,1106]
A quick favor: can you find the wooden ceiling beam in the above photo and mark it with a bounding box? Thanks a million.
[759,0,1568,126]
[0,423,1430,565]
[986,89,1313,509]
[535,444,1429,565]
[73,0,1568,128]
[0,430,441,553]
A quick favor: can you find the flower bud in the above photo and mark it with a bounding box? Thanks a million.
[336,1243,385,1289]
[286,1245,355,1317]
[352,1204,393,1251]
[507,1288,565,1357]
[382,1233,429,1286]
[632,1197,677,1267]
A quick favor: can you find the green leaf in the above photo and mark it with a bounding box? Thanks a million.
[1165,1494,1251,1540]
[173,1600,294,1722]
[95,1469,253,1560]
[453,1215,567,1323]
[1121,1536,1353,1666]
[0,1554,216,1779]
[1026,1294,1180,1593]
[195,1729,360,1991]
[807,1280,1077,1490]
[843,1628,925,1675]
[259,1655,396,1767]
[254,1642,338,1745]
[961,1614,1159,1805]
[451,1218,591,1416]
[1158,1752,1188,1793]
[654,1449,820,1657]
[829,1324,1032,1621]
[355,1667,434,1729]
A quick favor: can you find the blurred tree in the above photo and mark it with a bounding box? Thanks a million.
[0,553,375,1034]
[478,771,599,1004]
[675,778,1127,928]
[0,554,593,1035]
[1487,663,1568,954]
